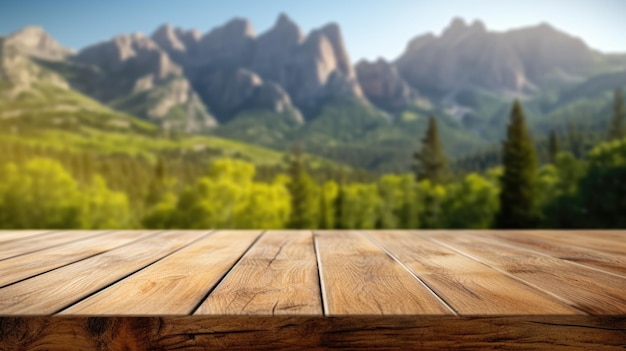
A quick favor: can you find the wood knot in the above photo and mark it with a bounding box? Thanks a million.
[87,317,109,337]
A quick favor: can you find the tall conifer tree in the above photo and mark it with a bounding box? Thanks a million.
[608,87,625,141]
[548,130,560,164]
[413,116,448,184]
[287,145,316,229]
[496,100,540,228]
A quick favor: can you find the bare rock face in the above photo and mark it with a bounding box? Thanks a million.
[0,37,69,97]
[190,18,256,69]
[76,33,182,80]
[356,58,421,111]
[251,13,304,85]
[193,67,299,123]
[396,18,530,95]
[396,18,598,97]
[318,23,354,78]
[506,23,595,82]
[4,26,74,60]
[74,33,216,130]
[284,25,364,110]
[151,24,187,65]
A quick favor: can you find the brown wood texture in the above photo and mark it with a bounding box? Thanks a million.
[315,230,452,315]
[427,231,626,315]
[0,230,624,318]
[197,231,323,315]
[0,230,210,314]
[61,230,261,315]
[0,230,158,288]
[0,230,109,260]
[367,230,578,314]
[1,316,625,350]
[487,230,626,277]
[0,231,52,244]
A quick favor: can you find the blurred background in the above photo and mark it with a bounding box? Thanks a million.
[0,0,625,229]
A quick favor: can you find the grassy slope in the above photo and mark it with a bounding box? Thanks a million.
[0,83,341,169]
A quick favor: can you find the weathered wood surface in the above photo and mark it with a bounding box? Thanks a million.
[197,231,323,315]
[1,230,625,349]
[1,316,625,350]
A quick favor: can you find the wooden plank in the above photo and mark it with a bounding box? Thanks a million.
[1,316,625,350]
[0,230,110,260]
[0,230,210,315]
[196,231,322,316]
[367,231,577,314]
[0,231,159,288]
[487,231,626,277]
[428,231,626,315]
[523,230,626,257]
[315,230,452,315]
[0,230,52,244]
[60,230,261,315]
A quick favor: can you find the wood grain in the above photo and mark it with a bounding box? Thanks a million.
[197,231,322,315]
[1,316,624,350]
[61,230,261,315]
[0,231,52,245]
[0,231,110,260]
[521,230,626,257]
[367,231,577,314]
[427,231,626,315]
[315,230,451,315]
[0,230,209,314]
[487,230,626,277]
[0,230,159,287]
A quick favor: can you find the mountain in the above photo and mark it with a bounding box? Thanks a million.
[2,15,625,173]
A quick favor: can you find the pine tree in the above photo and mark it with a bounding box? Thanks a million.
[318,189,328,229]
[286,146,316,229]
[608,87,625,141]
[548,130,560,164]
[333,169,346,229]
[413,116,448,184]
[495,100,540,228]
[567,122,583,158]
[145,158,167,205]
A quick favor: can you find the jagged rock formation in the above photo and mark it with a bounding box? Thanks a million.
[73,33,216,130]
[2,15,621,135]
[356,58,421,111]
[395,18,600,97]
[4,26,73,60]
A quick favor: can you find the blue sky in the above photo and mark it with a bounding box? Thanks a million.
[1,0,625,62]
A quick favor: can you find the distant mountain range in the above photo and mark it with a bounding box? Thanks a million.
[1,15,626,171]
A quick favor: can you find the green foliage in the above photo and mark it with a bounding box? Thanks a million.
[414,117,448,184]
[286,148,319,229]
[442,173,499,229]
[496,100,540,228]
[0,158,128,229]
[548,130,560,164]
[339,183,380,229]
[416,179,446,229]
[574,138,626,228]
[144,159,291,229]
[608,88,625,141]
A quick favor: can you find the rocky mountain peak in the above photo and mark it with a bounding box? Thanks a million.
[470,20,486,32]
[318,22,354,77]
[152,23,186,52]
[191,18,256,68]
[6,26,73,60]
[218,18,256,39]
[442,17,469,38]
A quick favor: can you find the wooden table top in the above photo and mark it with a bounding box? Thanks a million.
[1,229,625,316]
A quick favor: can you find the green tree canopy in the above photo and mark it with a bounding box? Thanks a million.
[495,100,540,228]
[414,116,448,184]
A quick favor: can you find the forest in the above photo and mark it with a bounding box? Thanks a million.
[0,89,624,230]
